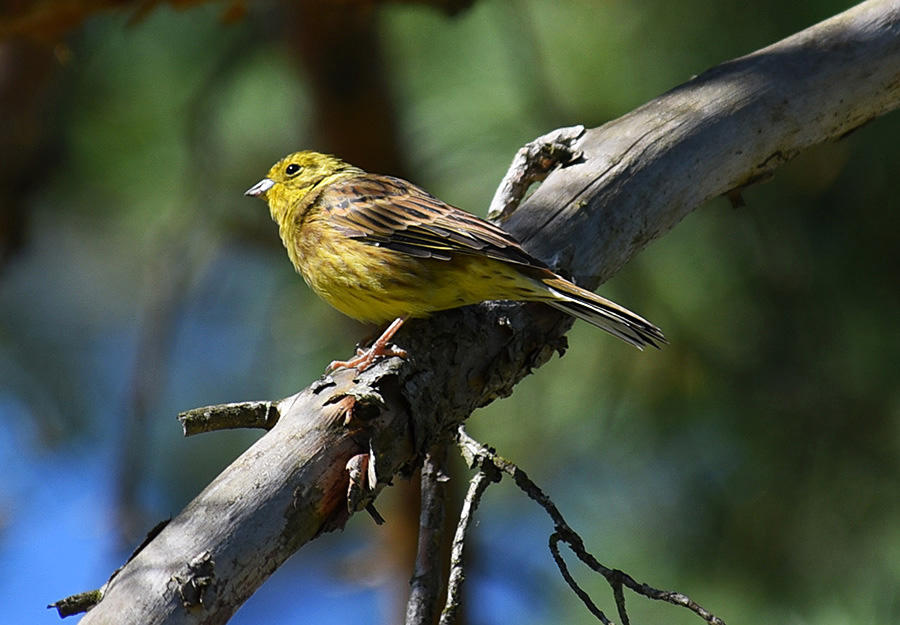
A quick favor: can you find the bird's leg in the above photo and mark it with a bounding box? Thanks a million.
[328,315,409,373]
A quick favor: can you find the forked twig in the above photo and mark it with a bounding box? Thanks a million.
[448,426,726,625]
[548,533,614,625]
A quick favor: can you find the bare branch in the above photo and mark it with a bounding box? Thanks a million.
[457,428,725,625]
[487,124,585,222]
[406,448,449,625]
[48,590,103,618]
[548,534,613,625]
[439,445,500,625]
[505,0,900,282]
[178,400,281,436]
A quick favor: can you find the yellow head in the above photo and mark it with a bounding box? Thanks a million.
[245,151,361,223]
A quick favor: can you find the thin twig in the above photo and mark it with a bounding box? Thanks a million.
[406,447,449,625]
[456,427,726,625]
[177,400,281,436]
[611,569,630,625]
[439,444,501,625]
[613,568,726,625]
[549,533,613,625]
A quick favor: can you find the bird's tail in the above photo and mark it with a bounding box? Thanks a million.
[540,276,666,350]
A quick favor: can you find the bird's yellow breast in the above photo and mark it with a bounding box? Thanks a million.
[284,212,541,324]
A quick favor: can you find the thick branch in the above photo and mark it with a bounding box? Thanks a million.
[72,2,900,623]
[71,367,415,624]
[504,0,900,283]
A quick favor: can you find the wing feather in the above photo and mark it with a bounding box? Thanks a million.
[321,174,544,267]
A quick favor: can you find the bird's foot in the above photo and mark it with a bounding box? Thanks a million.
[328,343,407,373]
[327,315,409,373]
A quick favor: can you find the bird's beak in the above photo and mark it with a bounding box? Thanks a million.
[245,178,275,197]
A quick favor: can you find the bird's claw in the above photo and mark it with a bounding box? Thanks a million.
[327,344,408,373]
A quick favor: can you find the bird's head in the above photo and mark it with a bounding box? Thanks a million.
[245,151,359,220]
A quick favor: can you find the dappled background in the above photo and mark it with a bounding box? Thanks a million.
[1,0,899,623]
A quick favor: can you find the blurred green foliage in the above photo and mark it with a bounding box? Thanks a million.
[1,1,898,624]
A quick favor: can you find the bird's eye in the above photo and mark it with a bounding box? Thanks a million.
[285,163,301,175]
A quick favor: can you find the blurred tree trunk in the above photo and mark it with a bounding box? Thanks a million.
[0,40,58,272]
[288,1,407,175]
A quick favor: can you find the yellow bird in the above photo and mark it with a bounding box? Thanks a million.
[246,151,665,371]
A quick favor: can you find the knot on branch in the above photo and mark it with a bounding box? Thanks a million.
[172,551,216,610]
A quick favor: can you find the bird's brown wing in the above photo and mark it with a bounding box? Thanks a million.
[320,174,545,267]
